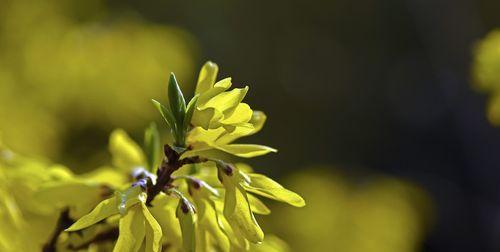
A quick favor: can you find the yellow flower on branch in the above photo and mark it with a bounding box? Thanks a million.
[184,62,277,158]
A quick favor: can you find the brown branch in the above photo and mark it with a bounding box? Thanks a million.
[43,208,73,252]
[67,227,118,250]
[145,145,207,206]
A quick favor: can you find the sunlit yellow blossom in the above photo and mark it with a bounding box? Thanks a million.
[2,61,303,251]
[183,62,277,158]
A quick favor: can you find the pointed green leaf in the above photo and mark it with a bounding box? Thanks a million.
[168,73,187,126]
[152,99,177,131]
[144,123,161,173]
[243,173,305,207]
[66,196,119,231]
[113,204,145,252]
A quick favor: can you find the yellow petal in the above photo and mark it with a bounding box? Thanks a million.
[80,167,128,188]
[248,194,271,215]
[109,129,145,171]
[197,78,232,106]
[191,108,223,130]
[187,127,226,146]
[66,196,119,231]
[113,204,145,252]
[1,192,23,228]
[249,111,267,134]
[36,181,102,208]
[195,61,219,95]
[217,144,277,158]
[194,198,230,252]
[177,199,196,252]
[216,125,255,145]
[220,103,253,125]
[216,210,249,250]
[222,173,264,243]
[149,195,183,250]
[200,87,249,113]
[142,204,163,252]
[243,173,305,207]
[217,111,267,144]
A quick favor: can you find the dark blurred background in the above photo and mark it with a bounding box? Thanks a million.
[3,0,500,251]
[114,1,499,251]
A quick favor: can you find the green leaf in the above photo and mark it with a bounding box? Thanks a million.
[142,204,163,252]
[144,122,161,173]
[152,99,177,131]
[168,73,187,128]
[243,173,305,207]
[113,204,145,252]
[176,198,196,252]
[66,196,119,231]
[183,95,199,132]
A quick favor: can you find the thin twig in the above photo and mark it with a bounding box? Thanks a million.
[67,227,119,250]
[43,208,73,252]
[145,145,207,206]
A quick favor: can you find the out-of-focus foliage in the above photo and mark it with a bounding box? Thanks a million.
[472,30,500,125]
[266,168,433,252]
[0,0,196,159]
[0,139,121,251]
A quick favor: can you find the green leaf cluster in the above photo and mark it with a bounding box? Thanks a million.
[153,74,198,149]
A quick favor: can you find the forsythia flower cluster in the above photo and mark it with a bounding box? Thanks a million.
[0,62,304,251]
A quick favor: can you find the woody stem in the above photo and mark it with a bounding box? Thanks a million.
[145,144,207,206]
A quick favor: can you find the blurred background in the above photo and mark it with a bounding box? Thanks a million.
[2,0,500,251]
